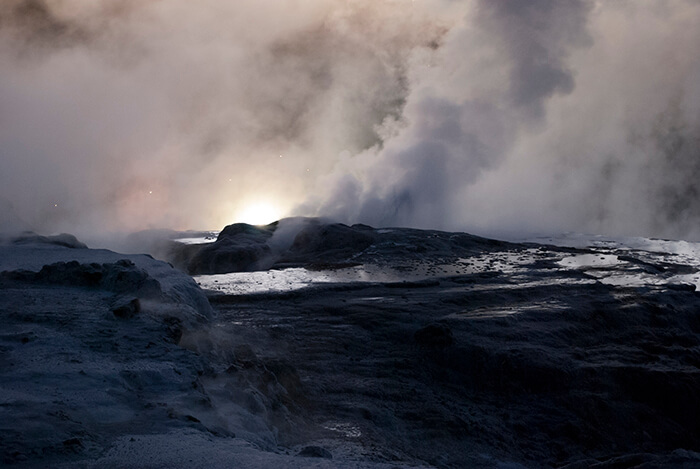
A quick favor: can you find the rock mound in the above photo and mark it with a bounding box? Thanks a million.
[183,217,509,275]
[187,223,275,274]
[6,232,87,249]
[288,221,377,258]
[0,241,213,323]
[2,259,162,298]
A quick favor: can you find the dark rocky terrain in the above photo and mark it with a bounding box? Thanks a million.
[205,269,700,466]
[188,221,700,467]
[2,223,700,467]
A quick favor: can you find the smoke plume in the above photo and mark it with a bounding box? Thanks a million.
[1,0,699,241]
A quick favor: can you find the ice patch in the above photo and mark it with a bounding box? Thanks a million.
[529,233,700,268]
[174,236,217,245]
[457,249,540,274]
[195,255,531,295]
[558,254,622,268]
[666,273,700,290]
[196,265,408,294]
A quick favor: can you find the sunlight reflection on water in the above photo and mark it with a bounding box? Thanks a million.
[194,255,525,295]
[195,266,398,295]
[192,236,700,295]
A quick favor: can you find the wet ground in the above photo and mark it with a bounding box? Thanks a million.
[192,237,700,467]
[3,228,700,467]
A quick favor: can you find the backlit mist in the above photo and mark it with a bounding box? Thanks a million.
[1,0,698,240]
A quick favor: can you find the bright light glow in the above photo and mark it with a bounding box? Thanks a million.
[235,202,282,226]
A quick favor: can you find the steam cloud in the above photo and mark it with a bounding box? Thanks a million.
[1,0,699,241]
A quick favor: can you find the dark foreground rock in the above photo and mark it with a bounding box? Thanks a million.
[0,239,411,468]
[414,323,454,347]
[110,296,141,318]
[3,226,700,468]
[0,242,220,467]
[200,229,700,468]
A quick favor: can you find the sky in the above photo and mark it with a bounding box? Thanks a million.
[1,0,699,241]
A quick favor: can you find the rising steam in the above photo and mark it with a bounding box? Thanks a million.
[1,0,699,241]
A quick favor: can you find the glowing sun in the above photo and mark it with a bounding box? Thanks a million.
[235,202,282,226]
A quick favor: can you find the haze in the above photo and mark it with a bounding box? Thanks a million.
[1,0,698,241]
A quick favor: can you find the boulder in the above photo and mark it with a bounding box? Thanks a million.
[289,222,376,259]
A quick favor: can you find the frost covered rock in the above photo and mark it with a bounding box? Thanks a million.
[0,237,223,468]
[2,260,162,299]
[4,231,87,249]
[111,296,141,319]
[0,238,212,323]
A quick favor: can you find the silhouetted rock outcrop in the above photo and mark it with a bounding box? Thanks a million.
[182,218,510,275]
[187,223,275,274]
